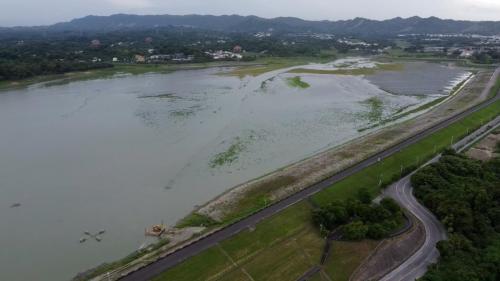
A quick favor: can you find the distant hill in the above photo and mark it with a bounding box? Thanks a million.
[6,14,500,36]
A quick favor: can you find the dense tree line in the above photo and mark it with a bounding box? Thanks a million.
[0,27,390,81]
[0,59,112,81]
[313,188,404,240]
[412,150,500,281]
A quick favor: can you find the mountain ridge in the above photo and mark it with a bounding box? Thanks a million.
[3,14,500,36]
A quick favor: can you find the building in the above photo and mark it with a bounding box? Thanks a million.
[233,45,243,53]
[149,54,172,62]
[90,39,101,48]
[134,55,146,63]
[205,50,242,60]
[423,46,446,53]
[459,48,475,58]
[148,53,194,63]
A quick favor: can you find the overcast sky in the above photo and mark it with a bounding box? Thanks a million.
[2,0,500,26]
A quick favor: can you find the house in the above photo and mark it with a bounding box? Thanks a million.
[112,57,119,62]
[148,53,194,63]
[90,39,101,48]
[149,54,172,62]
[423,46,445,53]
[134,55,146,63]
[233,45,243,53]
[459,48,475,58]
[205,50,243,60]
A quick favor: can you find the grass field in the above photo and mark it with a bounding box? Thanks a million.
[156,202,384,281]
[154,202,325,281]
[324,240,380,281]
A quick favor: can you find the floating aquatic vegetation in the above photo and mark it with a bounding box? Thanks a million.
[210,137,247,168]
[360,97,384,123]
[169,109,195,118]
[286,76,310,89]
[138,93,181,100]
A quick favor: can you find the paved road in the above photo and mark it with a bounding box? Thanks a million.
[119,70,500,281]
[380,115,500,281]
[381,177,446,281]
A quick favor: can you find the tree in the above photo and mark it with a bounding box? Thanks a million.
[380,198,401,214]
[342,221,369,240]
[357,187,373,204]
[367,223,387,239]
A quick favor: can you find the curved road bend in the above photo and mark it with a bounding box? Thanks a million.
[120,68,500,281]
[380,115,500,281]
[381,178,446,281]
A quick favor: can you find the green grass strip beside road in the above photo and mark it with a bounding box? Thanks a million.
[312,98,500,206]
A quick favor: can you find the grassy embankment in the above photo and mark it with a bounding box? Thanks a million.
[221,56,337,78]
[154,77,500,281]
[74,238,171,281]
[288,63,404,76]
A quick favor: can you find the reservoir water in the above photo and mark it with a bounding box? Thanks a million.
[0,60,468,280]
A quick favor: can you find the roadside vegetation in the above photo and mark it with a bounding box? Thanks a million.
[313,190,404,240]
[176,213,219,228]
[412,151,500,281]
[73,238,170,281]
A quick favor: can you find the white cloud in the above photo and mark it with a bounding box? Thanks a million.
[467,0,500,8]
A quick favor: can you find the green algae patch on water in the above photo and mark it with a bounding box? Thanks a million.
[360,97,384,123]
[210,137,248,168]
[286,76,310,89]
